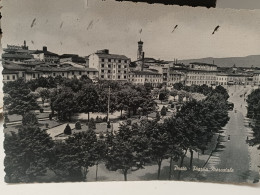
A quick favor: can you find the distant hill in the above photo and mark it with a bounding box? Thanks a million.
[179,55,260,68]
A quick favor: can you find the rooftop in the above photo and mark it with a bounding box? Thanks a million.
[190,62,217,67]
[130,70,162,75]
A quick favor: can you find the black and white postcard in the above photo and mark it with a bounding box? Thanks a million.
[1,0,260,185]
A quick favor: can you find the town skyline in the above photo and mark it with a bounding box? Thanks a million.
[2,0,260,61]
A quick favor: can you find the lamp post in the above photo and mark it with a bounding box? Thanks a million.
[107,86,112,133]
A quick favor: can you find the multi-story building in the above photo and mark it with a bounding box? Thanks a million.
[186,62,218,86]
[253,70,260,86]
[2,61,98,83]
[128,70,163,87]
[32,46,59,63]
[88,49,130,81]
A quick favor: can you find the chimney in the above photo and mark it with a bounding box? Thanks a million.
[43,46,47,52]
[141,52,145,71]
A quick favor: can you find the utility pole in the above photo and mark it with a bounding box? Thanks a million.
[107,86,111,132]
[107,86,110,123]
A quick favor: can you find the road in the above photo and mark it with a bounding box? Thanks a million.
[200,85,260,183]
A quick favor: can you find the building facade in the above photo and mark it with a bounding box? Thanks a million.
[128,71,163,87]
[88,49,130,81]
[186,63,218,86]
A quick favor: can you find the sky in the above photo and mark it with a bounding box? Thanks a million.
[1,0,260,61]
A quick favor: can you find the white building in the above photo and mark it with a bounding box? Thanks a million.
[88,49,130,81]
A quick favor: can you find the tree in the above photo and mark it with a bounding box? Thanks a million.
[76,84,99,121]
[75,121,81,130]
[36,87,50,106]
[105,123,149,181]
[4,126,54,183]
[88,118,96,130]
[4,79,40,117]
[161,106,167,116]
[51,131,97,181]
[52,87,76,121]
[145,121,171,179]
[92,140,107,181]
[159,91,169,103]
[22,112,38,126]
[64,124,72,135]
[173,82,184,91]
[170,89,178,101]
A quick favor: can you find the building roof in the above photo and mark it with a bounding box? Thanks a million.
[187,69,219,73]
[3,61,30,71]
[95,53,129,60]
[85,68,98,72]
[2,53,34,59]
[2,69,19,74]
[190,62,217,67]
[130,71,162,76]
[33,50,59,57]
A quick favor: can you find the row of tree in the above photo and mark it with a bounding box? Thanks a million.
[4,85,230,183]
[246,89,260,149]
[3,77,157,122]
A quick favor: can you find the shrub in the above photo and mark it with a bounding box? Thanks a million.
[22,112,38,126]
[96,116,103,123]
[161,106,167,116]
[127,119,132,125]
[64,124,72,135]
[89,118,96,130]
[103,116,108,122]
[4,113,9,123]
[75,121,81,130]
[49,114,52,120]
[99,131,104,139]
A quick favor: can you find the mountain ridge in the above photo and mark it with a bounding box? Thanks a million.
[179,55,260,68]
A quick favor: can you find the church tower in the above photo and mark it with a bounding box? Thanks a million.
[137,39,143,60]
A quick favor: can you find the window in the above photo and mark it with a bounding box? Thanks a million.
[108,75,111,79]
[124,65,127,68]
[79,71,82,75]
[87,71,90,74]
[53,73,56,77]
[124,75,127,79]
[62,73,65,76]
[118,60,121,63]
[101,75,104,78]
[101,70,104,73]
[108,70,111,73]
[13,75,15,80]
[101,59,104,62]
[118,70,121,73]
[118,65,121,69]
[33,73,36,78]
[7,76,10,80]
[124,60,127,63]
[118,75,121,79]
[72,71,74,75]
[22,73,25,77]
[124,71,127,74]
[108,64,111,68]
[38,74,40,78]
[101,64,105,68]
[108,59,111,62]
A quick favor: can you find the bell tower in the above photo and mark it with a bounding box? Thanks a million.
[137,39,143,60]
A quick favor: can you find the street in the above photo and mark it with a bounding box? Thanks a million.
[200,85,260,183]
